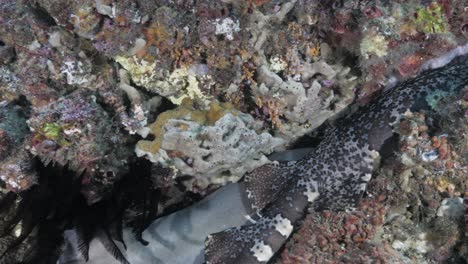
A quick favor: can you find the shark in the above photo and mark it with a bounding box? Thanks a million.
[204,48,468,263]
[57,45,467,264]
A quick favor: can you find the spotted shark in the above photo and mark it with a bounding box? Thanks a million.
[57,47,467,264]
[204,50,468,263]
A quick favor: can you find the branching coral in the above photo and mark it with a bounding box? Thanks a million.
[136,98,283,189]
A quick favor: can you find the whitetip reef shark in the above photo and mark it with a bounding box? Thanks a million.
[58,45,468,264]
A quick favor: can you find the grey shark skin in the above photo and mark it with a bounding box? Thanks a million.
[205,54,468,264]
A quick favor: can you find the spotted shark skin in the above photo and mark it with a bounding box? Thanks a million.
[205,54,468,263]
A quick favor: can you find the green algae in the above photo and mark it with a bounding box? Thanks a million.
[414,2,448,34]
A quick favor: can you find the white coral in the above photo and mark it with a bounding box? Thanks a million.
[116,56,210,105]
[61,60,92,85]
[213,18,240,41]
[136,113,283,188]
[360,33,389,59]
[253,61,357,142]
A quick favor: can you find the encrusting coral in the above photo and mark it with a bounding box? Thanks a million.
[136,98,283,190]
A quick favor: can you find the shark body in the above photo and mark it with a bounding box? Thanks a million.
[205,53,468,264]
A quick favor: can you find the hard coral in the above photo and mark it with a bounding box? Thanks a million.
[136,98,283,190]
[252,60,357,142]
[116,56,210,105]
[360,32,389,59]
[0,151,37,192]
[313,0,465,101]
[0,67,20,103]
[280,73,467,264]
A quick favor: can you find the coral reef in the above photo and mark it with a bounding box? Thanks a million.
[2,0,366,163]
[116,56,210,105]
[0,104,36,192]
[304,0,467,101]
[0,104,29,160]
[378,88,468,263]
[0,0,466,263]
[414,2,449,34]
[26,91,133,203]
[0,0,157,202]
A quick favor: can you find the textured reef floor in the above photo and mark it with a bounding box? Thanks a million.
[0,0,467,264]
